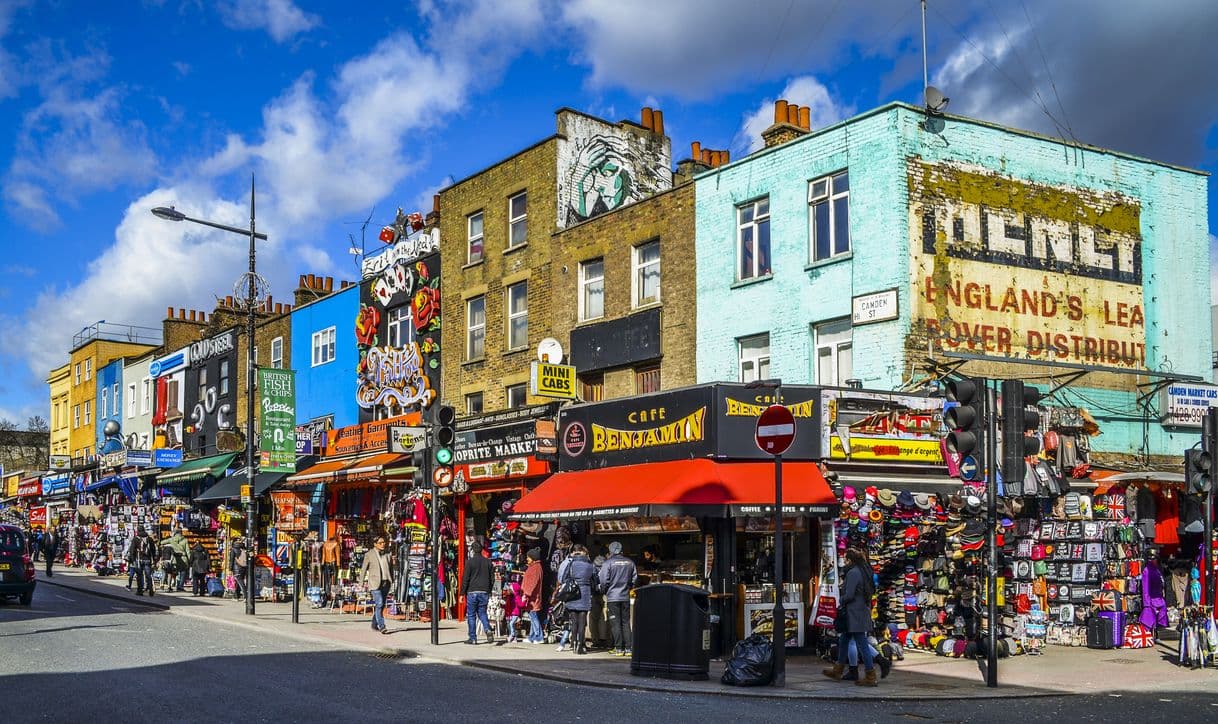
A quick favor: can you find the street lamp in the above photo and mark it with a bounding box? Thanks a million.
[745,376,785,687]
[152,175,267,616]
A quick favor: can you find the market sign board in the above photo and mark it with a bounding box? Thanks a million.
[453,403,559,481]
[909,160,1145,377]
[258,368,297,472]
[153,448,183,468]
[530,360,577,399]
[818,388,946,465]
[386,426,427,454]
[325,413,421,457]
[1159,382,1218,428]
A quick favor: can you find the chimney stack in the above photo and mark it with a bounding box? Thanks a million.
[641,107,654,131]
[761,98,811,148]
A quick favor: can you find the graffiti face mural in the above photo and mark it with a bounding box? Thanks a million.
[357,247,441,422]
[557,114,671,228]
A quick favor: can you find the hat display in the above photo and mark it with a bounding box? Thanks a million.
[913,493,933,510]
[897,490,917,508]
[877,489,898,507]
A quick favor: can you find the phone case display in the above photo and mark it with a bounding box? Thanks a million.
[742,584,804,647]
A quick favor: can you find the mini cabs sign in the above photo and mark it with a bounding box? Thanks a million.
[530,361,576,400]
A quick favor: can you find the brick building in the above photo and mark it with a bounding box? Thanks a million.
[439,107,672,413]
[66,324,160,464]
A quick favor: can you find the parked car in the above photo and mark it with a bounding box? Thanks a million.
[0,524,36,605]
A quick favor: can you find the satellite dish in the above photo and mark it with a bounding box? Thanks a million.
[537,337,564,364]
[925,86,950,115]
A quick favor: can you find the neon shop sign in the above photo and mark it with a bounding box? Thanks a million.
[356,344,436,410]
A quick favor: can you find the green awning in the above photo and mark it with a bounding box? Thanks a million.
[195,470,288,502]
[155,452,239,485]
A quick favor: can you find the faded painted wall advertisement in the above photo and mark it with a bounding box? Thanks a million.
[909,161,1145,371]
[356,251,441,422]
[556,113,671,228]
[819,388,945,465]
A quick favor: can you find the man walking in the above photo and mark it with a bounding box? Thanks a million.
[599,541,637,656]
[359,536,393,635]
[124,532,139,590]
[461,542,494,644]
[165,528,190,592]
[134,530,156,596]
[43,527,60,577]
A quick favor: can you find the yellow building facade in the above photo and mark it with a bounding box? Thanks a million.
[46,363,70,459]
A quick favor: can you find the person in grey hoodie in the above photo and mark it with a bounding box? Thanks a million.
[598,541,637,656]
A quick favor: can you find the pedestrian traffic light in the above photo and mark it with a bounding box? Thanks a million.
[434,404,456,466]
[944,377,986,463]
[1185,448,1211,495]
[1000,380,1043,486]
[411,448,428,488]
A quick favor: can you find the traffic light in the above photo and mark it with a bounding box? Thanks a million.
[434,404,456,466]
[1185,448,1211,495]
[411,447,428,488]
[944,377,986,467]
[1000,380,1043,485]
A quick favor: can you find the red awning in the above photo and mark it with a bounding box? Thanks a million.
[335,453,407,483]
[510,459,836,520]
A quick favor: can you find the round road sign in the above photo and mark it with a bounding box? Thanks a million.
[959,455,980,482]
[755,404,796,456]
[433,466,453,488]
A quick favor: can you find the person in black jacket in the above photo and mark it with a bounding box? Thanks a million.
[43,528,60,576]
[461,543,494,644]
[189,543,211,596]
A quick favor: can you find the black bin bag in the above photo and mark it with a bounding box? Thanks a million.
[720,634,774,687]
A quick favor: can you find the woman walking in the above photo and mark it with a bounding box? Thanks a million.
[823,547,879,687]
[559,544,597,655]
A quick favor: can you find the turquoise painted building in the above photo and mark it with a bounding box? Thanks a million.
[695,102,1209,463]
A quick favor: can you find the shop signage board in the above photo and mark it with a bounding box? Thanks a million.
[851,288,899,326]
[387,426,427,454]
[101,450,127,468]
[16,477,41,497]
[818,388,946,466]
[258,368,297,472]
[568,307,661,373]
[529,360,577,399]
[2,472,17,499]
[453,403,559,482]
[559,387,716,471]
[295,433,314,455]
[29,506,47,528]
[153,448,183,468]
[48,455,70,470]
[41,474,70,497]
[1159,382,1218,428]
[714,384,821,461]
[755,404,796,455]
[454,419,542,463]
[126,450,152,467]
[325,412,421,457]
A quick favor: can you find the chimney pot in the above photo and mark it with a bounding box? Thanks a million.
[691,141,701,160]
[226,295,234,307]
[787,104,800,125]
[701,149,712,164]
[324,277,333,291]
[166,306,174,319]
[178,308,186,319]
[641,107,654,131]
[298,274,305,287]
[433,193,440,213]
[724,150,731,162]
[774,99,789,124]
[652,109,664,136]
[799,106,810,130]
[189,310,196,322]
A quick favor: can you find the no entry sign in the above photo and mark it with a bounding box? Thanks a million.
[755,404,796,456]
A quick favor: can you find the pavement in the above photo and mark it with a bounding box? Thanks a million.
[33,566,1217,701]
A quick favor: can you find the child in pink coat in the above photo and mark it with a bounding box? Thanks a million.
[503,580,526,642]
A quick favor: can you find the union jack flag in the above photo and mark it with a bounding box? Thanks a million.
[1124,624,1154,649]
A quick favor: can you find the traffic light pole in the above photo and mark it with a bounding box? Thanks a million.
[985,382,999,688]
[428,420,439,646]
[1206,410,1216,610]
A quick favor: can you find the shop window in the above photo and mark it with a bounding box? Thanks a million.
[633,239,660,307]
[738,333,770,383]
[580,374,604,402]
[814,318,853,385]
[465,392,484,415]
[809,171,850,262]
[466,296,485,360]
[579,258,604,322]
[311,326,336,366]
[737,197,770,281]
[506,383,527,409]
[467,210,484,263]
[271,337,283,369]
[506,281,528,351]
[508,191,527,248]
[387,305,411,348]
[635,365,661,394]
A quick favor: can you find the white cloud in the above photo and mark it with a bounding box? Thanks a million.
[217,0,320,42]
[733,75,853,154]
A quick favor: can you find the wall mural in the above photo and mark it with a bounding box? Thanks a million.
[556,114,671,228]
[356,240,441,423]
[183,330,239,455]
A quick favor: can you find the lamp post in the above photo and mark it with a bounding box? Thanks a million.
[152,175,268,616]
[745,377,785,687]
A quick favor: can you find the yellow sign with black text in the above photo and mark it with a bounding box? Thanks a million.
[530,361,576,400]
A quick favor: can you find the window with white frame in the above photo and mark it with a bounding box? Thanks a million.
[814,318,853,386]
[311,327,336,366]
[506,383,527,409]
[465,392,484,415]
[467,211,484,263]
[506,281,528,350]
[737,198,771,280]
[113,382,119,407]
[738,333,770,383]
[127,383,136,418]
[220,359,230,396]
[84,400,91,426]
[271,337,283,369]
[579,258,604,321]
[101,387,108,417]
[141,378,151,414]
[508,191,527,248]
[74,363,80,385]
[74,405,80,429]
[198,367,208,401]
[387,305,411,348]
[809,171,850,262]
[84,359,92,381]
[633,239,660,307]
[466,296,486,360]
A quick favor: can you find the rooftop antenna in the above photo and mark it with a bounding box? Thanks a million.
[343,206,375,275]
[922,0,950,115]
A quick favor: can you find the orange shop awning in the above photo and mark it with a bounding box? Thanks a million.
[283,458,351,487]
[334,453,408,484]
[509,459,837,521]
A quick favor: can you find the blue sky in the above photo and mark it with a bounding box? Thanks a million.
[0,0,1215,425]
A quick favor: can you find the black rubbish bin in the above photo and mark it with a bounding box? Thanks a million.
[630,583,711,680]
